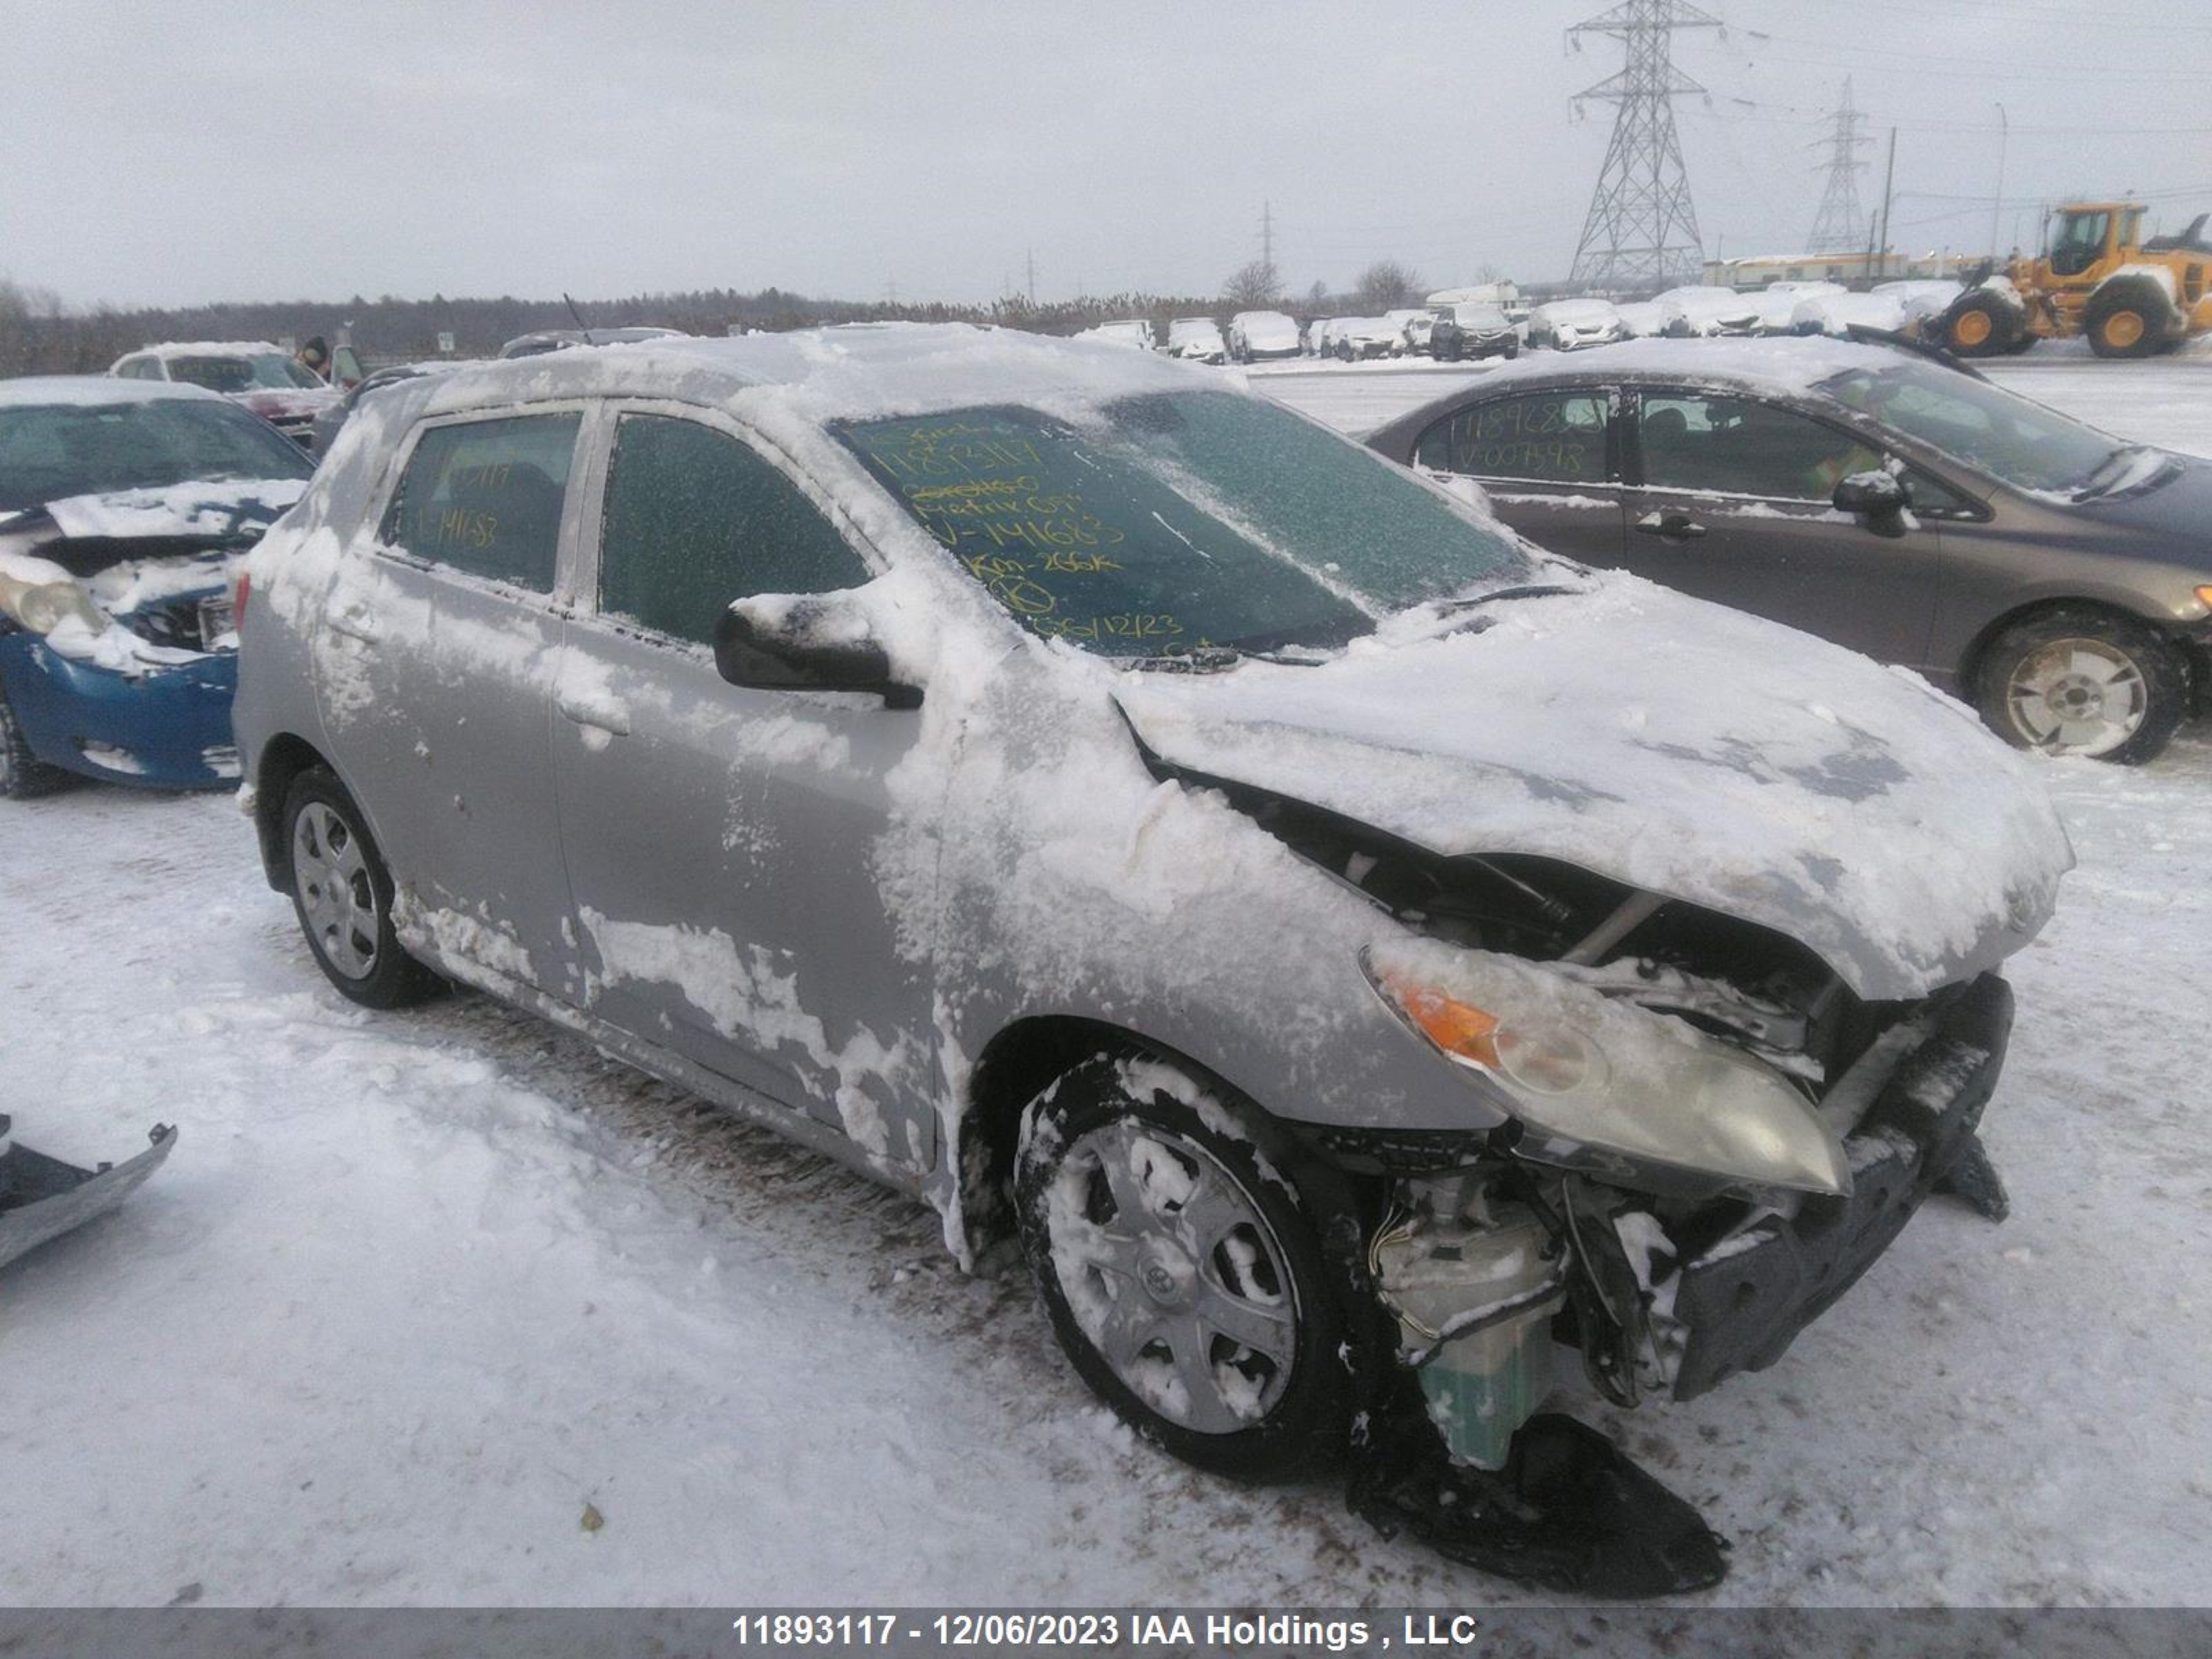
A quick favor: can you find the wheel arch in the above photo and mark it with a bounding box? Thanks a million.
[249,731,334,890]
[1957,593,2182,697]
[952,1013,1296,1262]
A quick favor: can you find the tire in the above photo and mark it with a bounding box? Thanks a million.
[2084,278,2172,359]
[1502,338,1521,359]
[1943,291,2018,357]
[1015,1051,1358,1482]
[1974,608,2187,764]
[0,676,74,800]
[280,767,444,1006]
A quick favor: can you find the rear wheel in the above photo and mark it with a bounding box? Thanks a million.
[2085,279,2171,359]
[1015,1052,1358,1481]
[0,679,73,800]
[281,767,444,1006]
[1944,291,2018,357]
[1975,608,2186,763]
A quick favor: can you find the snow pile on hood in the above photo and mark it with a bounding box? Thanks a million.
[1115,575,2072,1000]
[41,477,306,541]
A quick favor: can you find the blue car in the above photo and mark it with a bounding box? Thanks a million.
[0,378,312,796]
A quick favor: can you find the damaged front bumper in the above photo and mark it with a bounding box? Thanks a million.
[1665,971,2012,1399]
[0,1115,177,1271]
[0,632,240,789]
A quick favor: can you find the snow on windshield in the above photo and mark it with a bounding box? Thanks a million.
[835,391,1524,655]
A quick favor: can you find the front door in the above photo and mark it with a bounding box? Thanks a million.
[1408,386,1627,569]
[312,407,585,991]
[1619,386,1942,668]
[550,405,940,1172]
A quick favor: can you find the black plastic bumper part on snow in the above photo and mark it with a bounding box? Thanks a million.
[1669,972,2014,1401]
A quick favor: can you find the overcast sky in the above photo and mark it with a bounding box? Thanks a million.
[5,0,2209,309]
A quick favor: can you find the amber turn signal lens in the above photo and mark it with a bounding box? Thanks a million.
[1384,975,1502,1069]
[2195,585,2212,610]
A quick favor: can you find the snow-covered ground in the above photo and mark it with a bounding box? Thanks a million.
[4,355,2210,1610]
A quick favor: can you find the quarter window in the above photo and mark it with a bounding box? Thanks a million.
[599,414,870,645]
[1414,392,1610,484]
[382,412,581,592]
[1638,392,1881,501]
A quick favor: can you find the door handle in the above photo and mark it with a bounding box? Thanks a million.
[1635,511,1709,541]
[559,694,630,738]
[326,602,379,643]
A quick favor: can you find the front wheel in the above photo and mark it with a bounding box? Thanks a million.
[281,767,444,1006]
[1015,1053,1358,1481]
[0,678,73,800]
[1975,609,2186,763]
[1944,292,2018,357]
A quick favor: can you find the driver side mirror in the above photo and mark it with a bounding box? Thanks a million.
[1833,469,1910,527]
[713,595,922,709]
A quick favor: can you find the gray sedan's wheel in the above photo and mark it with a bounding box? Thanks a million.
[281,767,443,1007]
[1976,609,2186,765]
[1015,1053,1356,1481]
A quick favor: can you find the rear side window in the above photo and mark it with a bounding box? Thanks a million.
[382,412,581,592]
[598,414,870,645]
[1414,391,1610,484]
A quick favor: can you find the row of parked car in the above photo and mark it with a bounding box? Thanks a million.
[2,317,2204,1589]
[1081,279,1969,372]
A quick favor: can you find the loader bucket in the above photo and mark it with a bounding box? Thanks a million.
[0,1115,176,1272]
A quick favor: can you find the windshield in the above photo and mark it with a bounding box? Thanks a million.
[0,397,314,514]
[1815,359,2122,494]
[837,391,1525,656]
[1456,306,1508,327]
[165,353,321,393]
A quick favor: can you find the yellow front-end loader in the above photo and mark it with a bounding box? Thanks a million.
[1941,201,2212,359]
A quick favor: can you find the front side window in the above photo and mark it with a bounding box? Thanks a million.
[381,412,580,592]
[598,415,871,645]
[1637,391,1881,501]
[838,392,1524,657]
[1414,392,1610,484]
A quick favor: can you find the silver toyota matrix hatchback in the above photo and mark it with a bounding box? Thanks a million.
[232,325,2071,1593]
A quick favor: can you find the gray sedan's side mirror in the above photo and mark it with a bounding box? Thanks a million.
[1833,469,1910,520]
[713,599,921,709]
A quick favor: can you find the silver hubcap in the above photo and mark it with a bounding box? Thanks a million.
[1044,1118,1297,1434]
[2006,638,2147,757]
[292,801,380,978]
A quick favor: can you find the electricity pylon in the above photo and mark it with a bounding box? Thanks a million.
[1806,78,1873,253]
[1566,0,1723,290]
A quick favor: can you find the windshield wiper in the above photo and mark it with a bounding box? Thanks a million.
[2072,444,2174,501]
[1437,581,1582,614]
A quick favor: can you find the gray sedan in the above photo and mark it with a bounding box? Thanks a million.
[1366,337,2212,762]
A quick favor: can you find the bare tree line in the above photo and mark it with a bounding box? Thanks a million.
[2,256,1469,377]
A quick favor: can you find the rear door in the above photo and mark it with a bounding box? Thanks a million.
[1619,386,1942,666]
[312,407,584,991]
[1407,385,1627,568]
[550,404,940,1171]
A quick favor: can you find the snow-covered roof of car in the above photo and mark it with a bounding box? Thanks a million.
[129,340,289,359]
[1415,335,1933,397]
[1533,298,1619,321]
[388,323,1216,429]
[0,375,226,408]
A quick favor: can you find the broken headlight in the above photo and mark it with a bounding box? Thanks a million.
[0,566,105,637]
[1363,940,1850,1199]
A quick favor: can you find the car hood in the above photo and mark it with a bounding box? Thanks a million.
[2062,449,2212,555]
[1114,577,2072,1000]
[23,476,306,561]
